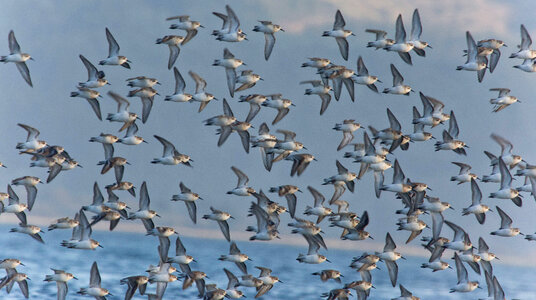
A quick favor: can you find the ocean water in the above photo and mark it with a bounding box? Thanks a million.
[1,224,534,299]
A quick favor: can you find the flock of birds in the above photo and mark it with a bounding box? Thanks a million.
[1,4,536,300]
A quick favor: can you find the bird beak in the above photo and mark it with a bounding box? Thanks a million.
[326,259,331,263]
[98,245,103,248]
[73,277,78,280]
[156,214,161,218]
[280,28,285,32]
[156,82,161,85]
[126,162,131,165]
[142,140,148,144]
[302,146,308,150]
[77,164,83,168]
[368,236,374,240]
[30,58,35,61]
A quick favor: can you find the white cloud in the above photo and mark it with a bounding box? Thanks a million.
[259,0,512,37]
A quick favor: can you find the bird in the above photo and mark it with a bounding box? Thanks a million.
[408,9,431,57]
[227,166,255,196]
[300,80,332,115]
[248,202,279,241]
[253,21,284,60]
[457,31,487,82]
[127,181,159,222]
[0,30,33,87]
[78,54,107,88]
[222,268,245,299]
[261,94,294,125]
[376,233,402,287]
[334,120,362,151]
[189,70,216,112]
[161,235,195,272]
[285,153,316,177]
[235,70,262,93]
[510,24,536,60]
[0,267,30,298]
[120,276,148,300]
[106,91,137,131]
[156,35,183,69]
[167,15,203,45]
[489,158,522,207]
[434,110,468,155]
[9,217,44,244]
[11,176,40,211]
[449,253,479,293]
[100,27,130,68]
[462,179,490,224]
[392,284,419,300]
[214,5,246,42]
[70,87,103,120]
[165,67,192,103]
[451,162,478,184]
[490,206,523,237]
[353,56,381,93]
[118,122,146,146]
[322,10,354,60]
[44,269,77,300]
[151,135,192,166]
[297,233,329,264]
[202,206,232,241]
[385,14,414,65]
[77,262,110,298]
[304,186,332,223]
[218,241,249,274]
[383,64,412,95]
[365,29,394,49]
[254,266,281,298]
[171,182,201,224]
[128,87,158,124]
[213,48,244,97]
[489,88,520,112]
[61,209,101,250]
[268,185,301,219]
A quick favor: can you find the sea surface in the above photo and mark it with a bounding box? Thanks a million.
[1,224,534,299]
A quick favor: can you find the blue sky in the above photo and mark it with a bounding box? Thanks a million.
[1,0,536,268]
